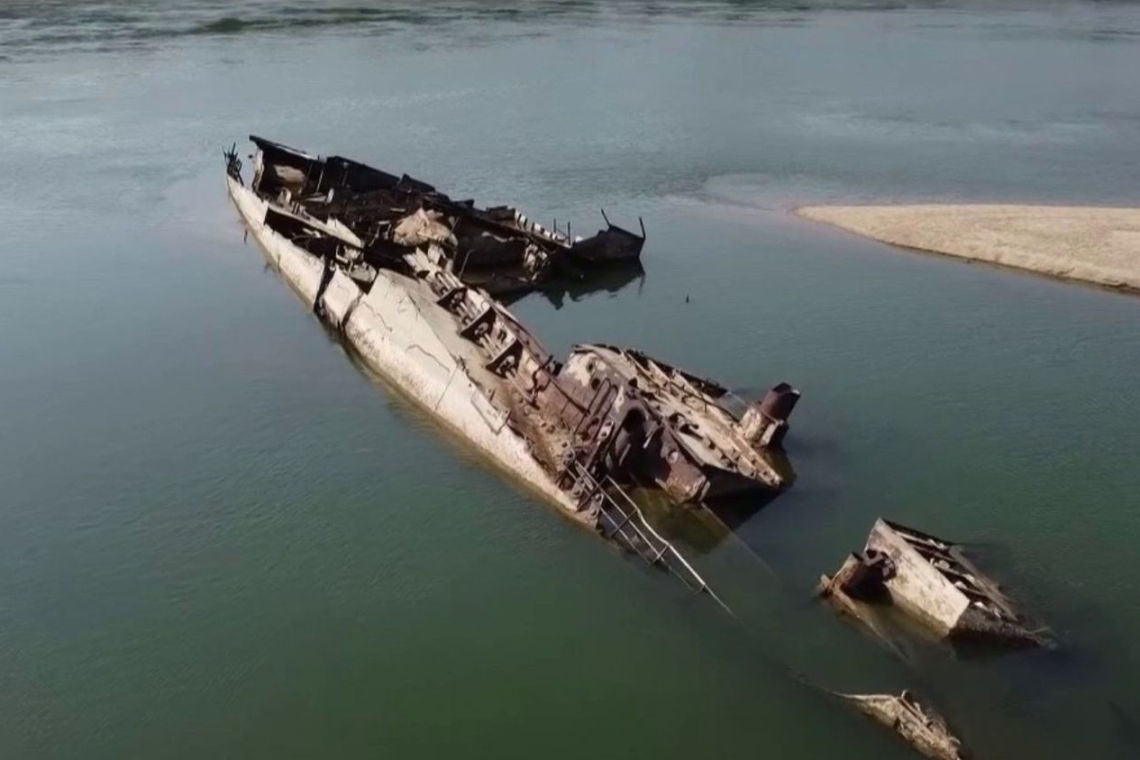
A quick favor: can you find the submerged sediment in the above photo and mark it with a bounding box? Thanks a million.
[795,204,1140,293]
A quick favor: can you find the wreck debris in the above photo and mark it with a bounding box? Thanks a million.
[243,135,646,296]
[815,556,912,661]
[836,690,967,760]
[568,208,648,265]
[225,137,796,603]
[552,346,798,503]
[819,519,1050,647]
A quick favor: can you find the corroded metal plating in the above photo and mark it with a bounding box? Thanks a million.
[226,137,798,605]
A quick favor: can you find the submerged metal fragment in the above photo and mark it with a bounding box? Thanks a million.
[819,518,1049,647]
[837,690,967,760]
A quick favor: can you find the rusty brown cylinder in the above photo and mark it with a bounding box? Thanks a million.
[759,382,800,423]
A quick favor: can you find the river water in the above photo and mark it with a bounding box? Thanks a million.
[2,1,1139,758]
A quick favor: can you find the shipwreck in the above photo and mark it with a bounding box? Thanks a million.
[224,138,798,599]
[242,136,646,296]
[819,518,1049,647]
[835,690,967,760]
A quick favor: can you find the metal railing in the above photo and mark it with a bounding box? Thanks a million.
[565,461,731,613]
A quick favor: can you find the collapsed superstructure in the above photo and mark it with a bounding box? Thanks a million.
[225,137,797,598]
[244,136,646,296]
[819,519,1049,647]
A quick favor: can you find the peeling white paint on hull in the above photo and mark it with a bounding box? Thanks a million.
[228,177,325,303]
[225,177,584,521]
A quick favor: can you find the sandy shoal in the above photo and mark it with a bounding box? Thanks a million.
[794,204,1140,293]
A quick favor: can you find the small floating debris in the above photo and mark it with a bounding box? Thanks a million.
[836,690,967,760]
[819,518,1050,647]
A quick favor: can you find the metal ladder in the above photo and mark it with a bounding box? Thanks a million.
[563,460,730,612]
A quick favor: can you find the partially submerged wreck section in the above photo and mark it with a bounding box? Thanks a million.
[819,519,1048,647]
[243,136,646,295]
[553,346,798,503]
[225,138,797,601]
[836,690,967,760]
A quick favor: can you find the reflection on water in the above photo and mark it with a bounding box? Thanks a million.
[633,481,785,554]
[504,261,647,309]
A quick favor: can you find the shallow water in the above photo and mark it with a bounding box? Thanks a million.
[2,1,1140,758]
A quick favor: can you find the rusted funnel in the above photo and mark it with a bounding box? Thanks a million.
[738,382,800,448]
[759,382,800,423]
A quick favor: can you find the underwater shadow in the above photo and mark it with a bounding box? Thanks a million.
[501,260,646,309]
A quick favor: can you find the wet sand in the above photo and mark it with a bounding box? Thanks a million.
[795,205,1140,293]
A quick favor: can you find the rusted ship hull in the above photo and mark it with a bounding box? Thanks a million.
[228,174,580,514]
[244,135,646,295]
[819,518,1050,647]
[225,137,799,601]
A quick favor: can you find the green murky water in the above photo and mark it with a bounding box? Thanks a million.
[2,2,1139,757]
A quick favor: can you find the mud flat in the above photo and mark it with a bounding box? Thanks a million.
[795,204,1140,293]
